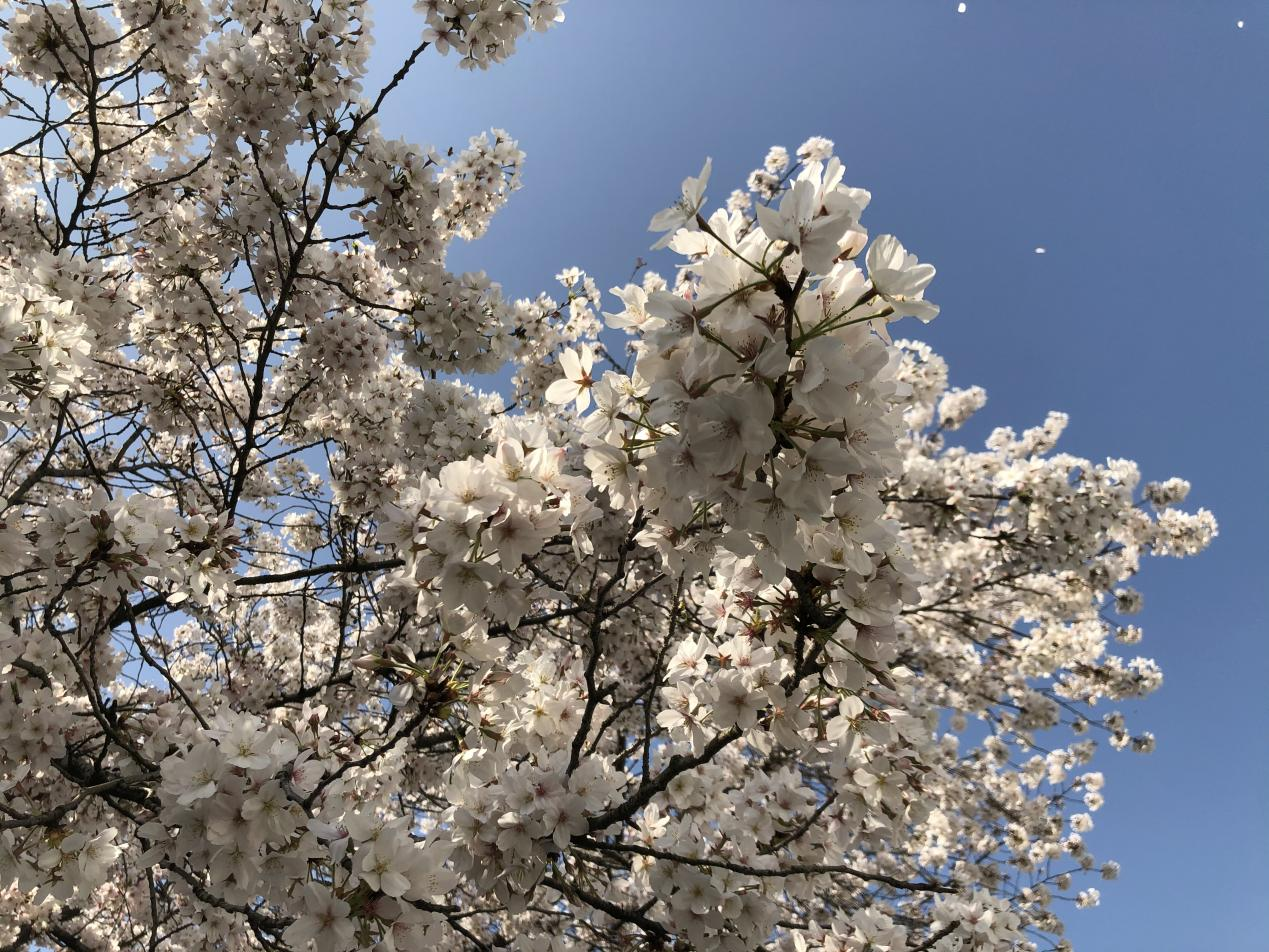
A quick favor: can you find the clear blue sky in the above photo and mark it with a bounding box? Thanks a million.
[366,3,1267,949]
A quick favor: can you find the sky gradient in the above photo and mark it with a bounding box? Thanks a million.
[365,3,1268,949]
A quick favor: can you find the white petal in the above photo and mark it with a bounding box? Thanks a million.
[545,379,579,405]
[559,348,581,380]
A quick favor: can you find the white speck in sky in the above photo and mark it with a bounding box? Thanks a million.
[957,3,967,13]
[1236,20,1245,29]
[1034,247,1047,255]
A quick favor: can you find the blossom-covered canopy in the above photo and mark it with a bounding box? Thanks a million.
[0,3,1214,951]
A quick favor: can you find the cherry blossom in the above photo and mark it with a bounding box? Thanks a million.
[648,157,712,248]
[543,344,597,411]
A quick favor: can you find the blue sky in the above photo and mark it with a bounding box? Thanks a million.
[365,3,1267,949]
